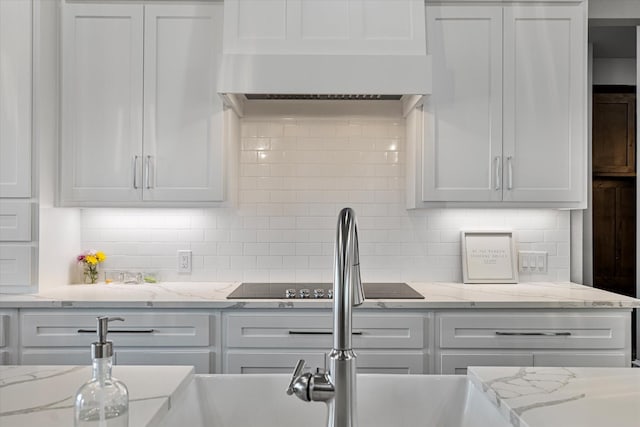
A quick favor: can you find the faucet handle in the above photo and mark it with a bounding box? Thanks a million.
[286,359,306,395]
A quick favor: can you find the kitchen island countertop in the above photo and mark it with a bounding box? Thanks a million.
[0,281,638,309]
[0,365,193,427]
[468,366,640,427]
[3,364,638,427]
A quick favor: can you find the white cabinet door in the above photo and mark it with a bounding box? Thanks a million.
[60,4,144,203]
[424,6,503,202]
[0,0,31,198]
[143,5,224,202]
[419,3,586,206]
[502,5,585,202]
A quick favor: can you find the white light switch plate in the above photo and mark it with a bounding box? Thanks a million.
[518,251,547,273]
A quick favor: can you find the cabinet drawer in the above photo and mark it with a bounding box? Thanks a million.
[21,311,212,347]
[225,351,326,374]
[115,350,213,374]
[439,352,533,375]
[225,313,424,349]
[357,351,425,374]
[22,349,91,365]
[438,312,626,350]
[0,245,32,286]
[0,202,31,241]
[533,352,627,368]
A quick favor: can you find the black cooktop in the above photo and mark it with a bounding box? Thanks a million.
[226,282,424,299]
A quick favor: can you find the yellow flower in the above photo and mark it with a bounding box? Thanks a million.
[85,255,98,265]
[96,251,106,263]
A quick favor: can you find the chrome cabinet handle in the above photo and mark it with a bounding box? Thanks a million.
[495,156,501,190]
[507,156,513,190]
[133,156,140,189]
[145,155,152,189]
[78,329,155,334]
[495,331,571,336]
[288,331,363,335]
[286,359,307,395]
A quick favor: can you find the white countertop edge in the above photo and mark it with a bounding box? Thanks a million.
[1,281,638,309]
[467,366,640,427]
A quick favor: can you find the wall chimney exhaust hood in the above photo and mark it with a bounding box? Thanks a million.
[218,0,431,116]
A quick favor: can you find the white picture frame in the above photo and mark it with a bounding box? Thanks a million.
[461,230,518,284]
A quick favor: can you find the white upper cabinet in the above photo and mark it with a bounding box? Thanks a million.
[502,6,585,203]
[143,5,224,202]
[0,0,32,198]
[60,3,225,205]
[413,2,586,207]
[61,4,144,203]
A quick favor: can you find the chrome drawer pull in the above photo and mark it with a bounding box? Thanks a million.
[495,331,571,336]
[78,329,155,334]
[288,331,363,336]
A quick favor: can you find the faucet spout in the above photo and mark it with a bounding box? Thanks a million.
[333,207,364,351]
[286,207,364,427]
[328,207,364,427]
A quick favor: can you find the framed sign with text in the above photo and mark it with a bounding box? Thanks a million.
[461,230,518,284]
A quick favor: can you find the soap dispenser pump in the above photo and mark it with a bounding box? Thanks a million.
[74,316,129,427]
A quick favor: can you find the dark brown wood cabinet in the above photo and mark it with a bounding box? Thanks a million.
[593,178,636,297]
[593,93,636,176]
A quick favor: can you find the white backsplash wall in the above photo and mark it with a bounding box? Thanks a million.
[81,116,570,283]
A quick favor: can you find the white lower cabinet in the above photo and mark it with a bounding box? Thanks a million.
[19,309,219,373]
[435,310,631,374]
[13,308,633,374]
[0,310,19,365]
[223,311,428,374]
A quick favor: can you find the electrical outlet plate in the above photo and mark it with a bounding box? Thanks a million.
[177,250,192,273]
[518,251,547,273]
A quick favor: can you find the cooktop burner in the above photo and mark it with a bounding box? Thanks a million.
[226,282,424,300]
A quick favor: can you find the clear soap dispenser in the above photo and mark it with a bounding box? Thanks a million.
[74,316,129,427]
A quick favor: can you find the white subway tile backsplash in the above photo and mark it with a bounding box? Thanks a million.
[81,116,570,283]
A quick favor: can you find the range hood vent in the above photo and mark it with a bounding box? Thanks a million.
[244,94,403,101]
[218,0,431,115]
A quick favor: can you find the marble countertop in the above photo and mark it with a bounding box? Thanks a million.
[0,365,193,427]
[0,281,638,309]
[468,366,640,427]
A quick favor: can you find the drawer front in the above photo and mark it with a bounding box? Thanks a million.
[533,352,628,368]
[0,202,31,241]
[21,311,212,347]
[225,313,424,349]
[225,351,326,374]
[356,351,425,374]
[439,352,534,375]
[22,349,91,365]
[439,312,627,350]
[0,245,32,286]
[115,350,213,374]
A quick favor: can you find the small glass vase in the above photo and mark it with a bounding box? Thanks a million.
[84,265,99,284]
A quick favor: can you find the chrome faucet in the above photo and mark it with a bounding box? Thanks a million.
[287,207,364,427]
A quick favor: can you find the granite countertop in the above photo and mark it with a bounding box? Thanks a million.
[0,365,193,427]
[468,366,640,427]
[0,281,638,309]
